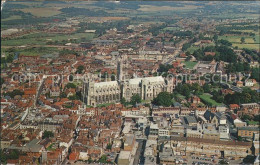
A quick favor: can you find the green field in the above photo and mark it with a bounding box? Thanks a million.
[2,32,95,46]
[219,35,259,50]
[1,15,22,22]
[232,43,259,50]
[219,35,255,43]
[254,35,260,43]
[199,94,222,106]
[19,47,59,56]
[187,46,199,54]
[20,7,62,17]
[182,61,197,69]
[162,27,180,32]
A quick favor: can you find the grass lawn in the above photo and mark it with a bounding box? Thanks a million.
[176,94,186,99]
[96,103,113,107]
[182,61,197,69]
[247,120,259,126]
[199,94,222,106]
[47,144,55,151]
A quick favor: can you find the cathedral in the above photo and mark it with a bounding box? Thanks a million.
[82,60,174,107]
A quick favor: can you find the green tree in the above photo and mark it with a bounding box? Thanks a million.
[182,84,191,98]
[250,67,260,82]
[241,37,245,44]
[76,65,84,74]
[203,83,210,93]
[120,97,127,106]
[213,34,218,42]
[130,94,141,106]
[66,83,76,88]
[241,115,252,121]
[152,92,172,107]
[42,131,54,139]
[106,143,112,150]
[98,155,108,163]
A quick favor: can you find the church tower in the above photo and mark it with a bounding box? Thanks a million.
[117,58,123,82]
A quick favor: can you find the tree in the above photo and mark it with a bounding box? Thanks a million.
[182,84,191,98]
[106,143,112,150]
[76,65,84,74]
[130,94,141,106]
[4,89,24,98]
[213,34,218,42]
[88,157,93,164]
[66,83,76,88]
[250,67,260,82]
[98,155,108,163]
[241,115,252,121]
[60,92,67,98]
[219,160,229,165]
[68,95,79,100]
[120,97,127,106]
[152,92,172,107]
[203,83,210,93]
[42,131,54,139]
[241,37,245,44]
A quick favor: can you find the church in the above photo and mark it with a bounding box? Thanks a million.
[82,60,174,107]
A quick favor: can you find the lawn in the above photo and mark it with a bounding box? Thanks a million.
[199,94,222,106]
[247,120,259,126]
[182,61,197,69]
[47,144,55,151]
[96,103,113,107]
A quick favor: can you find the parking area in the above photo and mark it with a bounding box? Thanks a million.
[187,155,218,165]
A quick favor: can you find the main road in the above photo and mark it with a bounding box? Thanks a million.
[163,39,191,65]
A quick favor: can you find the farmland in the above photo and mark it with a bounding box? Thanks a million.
[20,7,62,17]
[2,32,96,47]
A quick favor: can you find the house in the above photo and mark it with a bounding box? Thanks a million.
[188,96,201,104]
[245,79,255,87]
[69,152,79,163]
[203,110,218,125]
[230,104,240,110]
[238,127,260,138]
[236,81,243,87]
[50,86,60,97]
[204,52,216,56]
[65,88,76,97]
